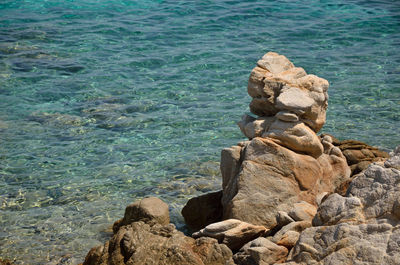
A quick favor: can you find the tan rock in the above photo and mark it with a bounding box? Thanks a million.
[234,237,288,265]
[221,137,350,229]
[288,201,317,222]
[272,221,312,249]
[264,120,324,158]
[113,197,169,232]
[221,138,350,229]
[84,222,233,265]
[247,52,329,132]
[237,114,274,139]
[192,219,268,251]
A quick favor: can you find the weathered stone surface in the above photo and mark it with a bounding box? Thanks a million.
[113,197,169,232]
[84,222,234,265]
[220,145,243,191]
[192,219,268,251]
[275,211,295,228]
[288,146,400,264]
[234,237,288,265]
[312,193,364,226]
[321,133,390,177]
[287,201,317,222]
[290,223,400,265]
[221,137,350,229]
[181,190,223,232]
[271,221,311,249]
[247,52,329,133]
[238,114,274,140]
[264,120,323,158]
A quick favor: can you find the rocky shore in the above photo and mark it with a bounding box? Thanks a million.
[82,52,397,265]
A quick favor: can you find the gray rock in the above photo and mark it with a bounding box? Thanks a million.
[276,211,295,228]
[289,146,400,264]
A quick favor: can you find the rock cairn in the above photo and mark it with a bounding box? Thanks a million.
[219,52,350,229]
[82,52,392,265]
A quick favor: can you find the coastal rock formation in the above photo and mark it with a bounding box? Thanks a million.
[84,52,394,265]
[84,197,234,265]
[287,146,400,264]
[219,52,350,230]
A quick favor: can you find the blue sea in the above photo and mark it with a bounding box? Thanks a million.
[0,0,399,263]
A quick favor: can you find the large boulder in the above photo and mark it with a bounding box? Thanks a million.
[221,137,350,229]
[84,222,234,265]
[288,145,400,264]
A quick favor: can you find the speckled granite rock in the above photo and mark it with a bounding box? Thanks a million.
[287,145,400,265]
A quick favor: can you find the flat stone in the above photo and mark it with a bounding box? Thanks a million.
[192,219,268,251]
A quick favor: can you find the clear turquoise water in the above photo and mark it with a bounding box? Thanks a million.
[0,0,399,263]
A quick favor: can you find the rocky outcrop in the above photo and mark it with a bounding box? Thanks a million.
[84,197,234,265]
[192,219,268,251]
[221,136,349,229]
[219,52,350,230]
[84,222,233,265]
[83,52,393,265]
[287,145,400,264]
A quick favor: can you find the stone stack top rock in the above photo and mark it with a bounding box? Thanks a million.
[247,51,329,133]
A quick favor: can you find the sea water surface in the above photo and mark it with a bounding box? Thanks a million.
[0,0,399,263]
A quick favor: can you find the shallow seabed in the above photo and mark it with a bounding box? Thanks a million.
[0,0,399,263]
